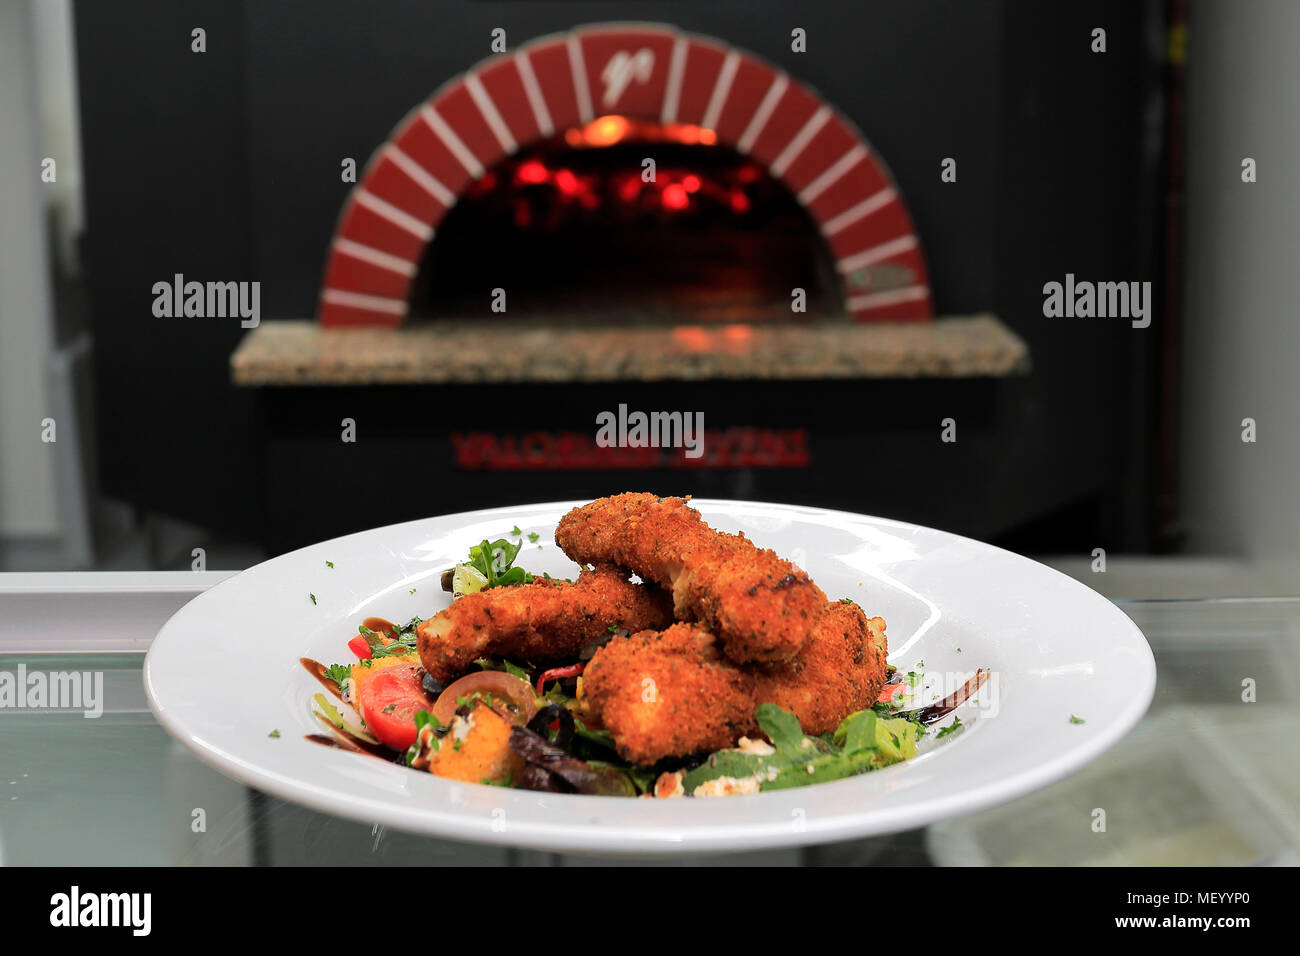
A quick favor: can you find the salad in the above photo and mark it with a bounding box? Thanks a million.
[301,532,985,799]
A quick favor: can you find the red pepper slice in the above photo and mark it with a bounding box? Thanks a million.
[536,663,585,696]
[348,635,373,660]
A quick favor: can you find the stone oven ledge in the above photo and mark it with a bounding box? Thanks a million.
[230,315,1029,386]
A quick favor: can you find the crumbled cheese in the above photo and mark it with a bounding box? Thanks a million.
[692,775,762,798]
[450,712,475,743]
[653,770,686,799]
[735,736,776,756]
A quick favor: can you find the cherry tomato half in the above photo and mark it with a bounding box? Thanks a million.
[431,671,538,727]
[356,663,434,750]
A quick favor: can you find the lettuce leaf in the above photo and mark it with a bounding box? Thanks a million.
[681,704,920,796]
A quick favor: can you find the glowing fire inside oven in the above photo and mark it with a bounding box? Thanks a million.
[464,115,756,228]
[415,114,837,322]
[564,114,719,148]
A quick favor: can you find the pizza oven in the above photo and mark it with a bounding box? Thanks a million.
[317,23,934,328]
[77,2,1167,556]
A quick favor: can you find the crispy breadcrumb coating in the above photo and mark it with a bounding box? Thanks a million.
[581,624,756,763]
[751,602,888,738]
[416,567,672,683]
[555,493,827,665]
[583,602,888,764]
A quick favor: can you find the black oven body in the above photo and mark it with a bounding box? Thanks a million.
[75,0,1168,554]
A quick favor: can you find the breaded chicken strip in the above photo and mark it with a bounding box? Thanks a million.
[580,623,757,763]
[583,602,888,764]
[555,493,827,665]
[417,567,672,683]
[751,602,888,737]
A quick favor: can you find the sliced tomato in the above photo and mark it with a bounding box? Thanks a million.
[877,682,906,704]
[348,635,373,659]
[432,671,539,727]
[356,663,434,750]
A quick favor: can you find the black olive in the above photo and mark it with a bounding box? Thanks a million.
[525,703,575,750]
[440,568,455,591]
[421,671,444,698]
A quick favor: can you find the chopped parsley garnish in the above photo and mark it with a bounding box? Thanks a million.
[357,622,418,659]
[268,729,281,738]
[409,588,417,594]
[528,532,540,543]
[309,593,317,605]
[325,561,334,569]
[405,710,445,765]
[936,717,964,740]
[509,525,522,537]
[382,703,397,714]
[1069,714,1086,724]
[323,663,352,686]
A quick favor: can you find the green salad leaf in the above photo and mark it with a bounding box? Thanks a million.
[586,760,658,795]
[474,657,530,681]
[573,717,617,752]
[681,703,920,796]
[467,538,534,588]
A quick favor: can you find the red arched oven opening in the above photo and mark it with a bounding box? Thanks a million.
[318,23,934,327]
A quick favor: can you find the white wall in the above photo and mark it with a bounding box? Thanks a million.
[1180,0,1300,584]
[0,0,62,539]
[31,0,85,276]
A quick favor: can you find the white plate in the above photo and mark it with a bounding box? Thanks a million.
[144,500,1156,855]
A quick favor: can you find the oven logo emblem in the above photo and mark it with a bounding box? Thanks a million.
[601,49,655,108]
